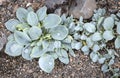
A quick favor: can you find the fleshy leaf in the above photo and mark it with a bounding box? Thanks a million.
[102,17,114,30]
[83,23,96,33]
[43,14,61,28]
[39,54,54,73]
[81,46,90,55]
[5,19,20,32]
[116,22,120,34]
[103,30,114,41]
[7,34,14,41]
[5,41,23,56]
[98,57,106,64]
[16,7,28,22]
[108,59,114,65]
[22,46,32,60]
[42,40,49,49]
[86,37,94,48]
[90,52,98,62]
[14,31,31,45]
[36,6,47,21]
[71,41,82,50]
[28,26,42,40]
[31,46,43,58]
[62,36,72,43]
[115,36,120,49]
[93,44,100,52]
[101,64,109,73]
[58,49,69,64]
[27,11,38,26]
[54,41,61,48]
[91,32,102,41]
[50,26,68,40]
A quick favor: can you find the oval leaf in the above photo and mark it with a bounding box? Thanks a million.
[58,49,69,64]
[115,36,120,49]
[16,7,28,22]
[31,46,43,58]
[36,6,47,21]
[27,11,38,26]
[50,26,68,40]
[103,17,114,30]
[90,52,98,62]
[5,41,23,56]
[117,22,120,34]
[91,32,102,41]
[5,19,20,32]
[103,30,114,41]
[28,26,42,40]
[22,46,32,60]
[83,23,96,33]
[43,14,61,28]
[81,46,90,55]
[39,54,54,73]
[14,31,31,45]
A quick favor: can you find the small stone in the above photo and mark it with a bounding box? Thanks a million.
[69,0,97,19]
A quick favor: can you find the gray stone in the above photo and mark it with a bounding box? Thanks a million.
[69,0,97,19]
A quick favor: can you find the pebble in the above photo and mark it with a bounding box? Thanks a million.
[69,0,97,19]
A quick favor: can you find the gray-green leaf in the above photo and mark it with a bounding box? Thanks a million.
[103,30,114,41]
[22,46,32,60]
[36,6,47,21]
[43,14,61,28]
[5,19,20,32]
[14,31,31,45]
[31,46,42,58]
[83,23,96,33]
[50,26,68,40]
[115,36,120,49]
[16,7,28,22]
[91,32,102,41]
[90,52,98,62]
[27,11,38,26]
[5,41,23,56]
[116,22,120,34]
[102,17,114,30]
[39,54,54,73]
[28,26,42,40]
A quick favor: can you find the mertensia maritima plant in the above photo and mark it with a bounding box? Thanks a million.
[4,6,120,77]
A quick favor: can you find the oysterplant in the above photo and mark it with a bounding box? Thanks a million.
[4,6,120,77]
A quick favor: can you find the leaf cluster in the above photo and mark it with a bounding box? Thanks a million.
[4,7,120,77]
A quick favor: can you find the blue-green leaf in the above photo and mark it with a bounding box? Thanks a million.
[16,7,28,22]
[81,46,90,55]
[5,41,23,56]
[5,19,20,32]
[83,23,96,33]
[103,17,114,30]
[91,32,102,41]
[58,49,69,64]
[103,30,114,41]
[36,6,47,21]
[50,26,68,40]
[31,46,42,58]
[14,31,31,45]
[116,22,120,34]
[27,11,38,26]
[115,36,120,49]
[43,14,61,28]
[90,52,98,62]
[22,46,32,60]
[39,54,54,73]
[28,26,42,40]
